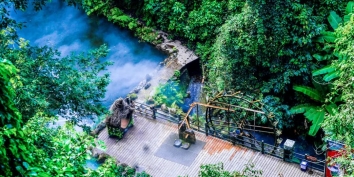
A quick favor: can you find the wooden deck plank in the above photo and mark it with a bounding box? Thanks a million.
[98,115,324,177]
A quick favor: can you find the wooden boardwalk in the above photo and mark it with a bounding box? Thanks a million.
[97,115,324,177]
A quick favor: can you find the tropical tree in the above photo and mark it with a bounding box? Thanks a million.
[0,59,31,176]
[0,1,141,176]
[312,1,354,82]
[0,26,109,177]
[321,8,354,174]
[8,39,112,123]
[290,84,339,136]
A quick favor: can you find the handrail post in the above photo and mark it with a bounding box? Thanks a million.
[324,141,328,176]
[261,140,265,154]
[151,106,156,119]
[197,104,199,131]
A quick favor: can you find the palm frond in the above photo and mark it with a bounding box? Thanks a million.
[325,103,337,116]
[344,14,352,23]
[293,85,322,102]
[306,108,325,136]
[290,104,316,114]
[312,65,335,76]
[323,71,340,82]
[328,11,343,30]
[312,54,324,61]
[314,31,336,43]
[303,107,322,121]
[346,1,354,14]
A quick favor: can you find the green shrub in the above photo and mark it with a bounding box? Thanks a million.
[153,80,186,107]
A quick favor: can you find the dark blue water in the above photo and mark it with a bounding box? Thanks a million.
[181,76,203,114]
[9,0,166,106]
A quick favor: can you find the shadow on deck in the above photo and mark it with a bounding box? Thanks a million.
[98,115,323,177]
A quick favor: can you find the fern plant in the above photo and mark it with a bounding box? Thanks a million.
[290,84,339,136]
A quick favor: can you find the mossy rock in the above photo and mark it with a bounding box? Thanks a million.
[97,153,110,163]
[128,93,138,100]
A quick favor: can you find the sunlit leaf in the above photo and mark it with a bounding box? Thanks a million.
[328,11,343,30]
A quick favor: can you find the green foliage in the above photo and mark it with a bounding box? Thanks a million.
[0,60,109,176]
[82,0,111,16]
[85,158,122,177]
[293,86,322,102]
[207,0,324,95]
[321,10,354,174]
[198,163,262,177]
[261,95,292,129]
[344,2,354,22]
[86,157,151,177]
[0,1,149,176]
[82,0,160,44]
[135,26,159,43]
[184,1,225,41]
[116,0,229,43]
[108,8,138,30]
[303,107,326,136]
[153,80,186,107]
[1,34,112,122]
[328,11,343,30]
[128,93,138,100]
[0,59,29,177]
[0,59,20,126]
[169,2,187,32]
[345,1,354,14]
[290,85,337,136]
[107,125,124,138]
[311,1,354,84]
[22,115,97,176]
[174,70,181,78]
[199,163,234,177]
[314,31,337,43]
[136,171,151,177]
[153,69,186,107]
[312,65,336,76]
[290,104,316,114]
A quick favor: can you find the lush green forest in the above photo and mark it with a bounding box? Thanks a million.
[1,0,354,176]
[82,0,354,172]
[84,0,354,171]
[0,0,147,176]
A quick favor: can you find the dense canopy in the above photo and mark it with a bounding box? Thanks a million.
[1,0,354,176]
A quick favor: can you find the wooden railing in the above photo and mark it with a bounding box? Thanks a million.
[133,101,325,173]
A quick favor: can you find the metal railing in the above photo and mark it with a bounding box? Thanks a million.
[132,101,325,172]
